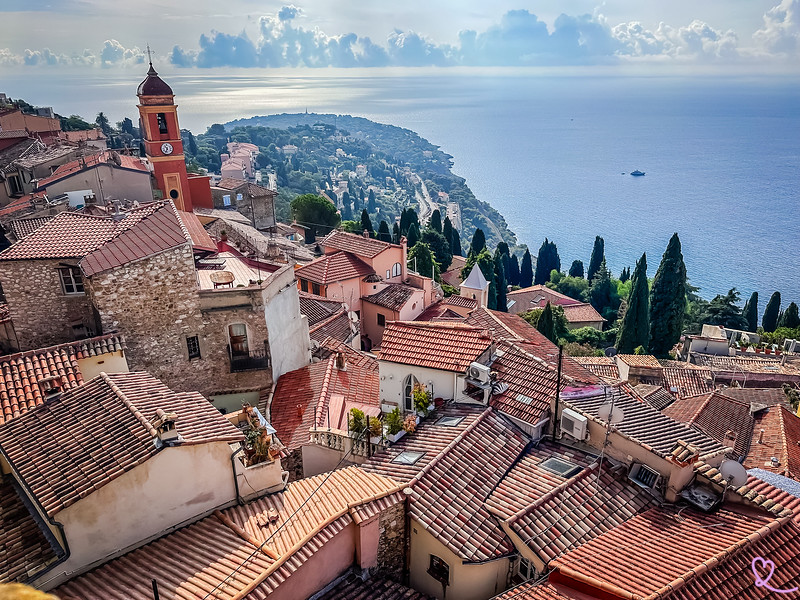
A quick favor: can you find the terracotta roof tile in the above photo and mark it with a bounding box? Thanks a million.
[571,356,620,382]
[57,467,402,599]
[0,372,243,517]
[560,303,604,323]
[295,251,375,285]
[0,477,61,584]
[299,291,344,326]
[0,333,124,425]
[0,201,162,261]
[178,210,217,253]
[507,285,582,308]
[310,309,356,345]
[0,193,38,218]
[745,405,800,479]
[616,353,663,368]
[378,321,492,372]
[639,366,714,400]
[444,294,477,309]
[8,215,53,239]
[321,230,398,259]
[35,151,148,190]
[633,383,678,410]
[363,405,528,562]
[271,347,379,451]
[718,386,793,409]
[363,283,418,311]
[316,572,433,599]
[692,353,800,377]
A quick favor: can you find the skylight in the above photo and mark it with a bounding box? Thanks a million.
[435,416,465,427]
[539,457,582,478]
[392,451,425,465]
[516,393,534,405]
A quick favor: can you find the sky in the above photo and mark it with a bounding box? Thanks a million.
[0,0,798,71]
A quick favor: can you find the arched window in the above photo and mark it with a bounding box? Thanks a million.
[392,262,402,277]
[403,374,419,412]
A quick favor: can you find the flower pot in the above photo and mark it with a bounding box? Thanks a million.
[387,430,405,443]
[755,348,761,354]
[765,348,772,355]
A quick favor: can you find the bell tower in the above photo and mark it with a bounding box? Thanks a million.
[136,59,193,211]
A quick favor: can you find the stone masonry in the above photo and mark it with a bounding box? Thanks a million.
[376,500,407,582]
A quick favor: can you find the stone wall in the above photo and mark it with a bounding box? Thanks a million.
[283,448,304,483]
[376,500,407,582]
[0,258,97,350]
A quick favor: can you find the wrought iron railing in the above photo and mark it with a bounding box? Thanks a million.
[228,342,270,372]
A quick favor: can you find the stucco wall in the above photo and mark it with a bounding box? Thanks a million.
[370,247,405,283]
[409,517,510,600]
[0,258,97,350]
[320,278,362,313]
[379,362,462,409]
[301,441,367,478]
[39,440,237,589]
[76,351,129,381]
[46,164,153,205]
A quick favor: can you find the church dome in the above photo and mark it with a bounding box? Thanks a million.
[137,63,173,97]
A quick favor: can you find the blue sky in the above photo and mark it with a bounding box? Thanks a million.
[1,0,798,70]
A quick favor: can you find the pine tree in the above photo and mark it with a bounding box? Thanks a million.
[360,209,374,237]
[537,302,557,343]
[470,228,486,256]
[743,292,759,332]
[392,222,401,244]
[508,254,521,286]
[494,249,507,312]
[648,233,688,357]
[587,236,605,282]
[450,228,462,257]
[616,253,649,354]
[378,220,392,243]
[568,260,584,279]
[779,302,800,329]
[763,291,782,332]
[430,210,442,233]
[534,238,561,285]
[407,222,420,248]
[443,217,454,251]
[520,249,533,288]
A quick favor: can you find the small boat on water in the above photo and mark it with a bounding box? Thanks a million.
[630,170,645,176]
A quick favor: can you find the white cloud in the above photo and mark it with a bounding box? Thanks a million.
[753,0,799,55]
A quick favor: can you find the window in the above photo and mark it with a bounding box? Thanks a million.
[428,555,449,585]
[300,279,309,293]
[386,270,391,280]
[392,262,402,277]
[312,283,321,296]
[403,374,419,411]
[229,323,249,356]
[377,313,386,327]
[632,464,660,488]
[7,174,23,197]
[156,112,168,134]
[435,416,465,427]
[540,457,582,478]
[223,194,232,207]
[186,335,201,359]
[59,267,84,295]
[518,557,535,581]
[393,451,425,465]
[236,193,243,202]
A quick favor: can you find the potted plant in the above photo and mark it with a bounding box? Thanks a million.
[348,408,366,438]
[765,344,772,355]
[403,414,417,434]
[386,407,405,443]
[413,383,432,417]
[368,416,383,444]
[220,229,228,242]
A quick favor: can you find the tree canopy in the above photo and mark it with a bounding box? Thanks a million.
[778,301,800,329]
[421,228,453,271]
[648,233,687,357]
[360,208,374,237]
[290,194,340,243]
[534,238,561,286]
[429,209,442,234]
[743,292,759,333]
[762,291,781,332]
[377,220,392,243]
[568,260,584,279]
[494,248,507,312]
[408,242,438,279]
[587,236,605,282]
[470,228,487,256]
[520,249,533,288]
[616,253,649,354]
[700,288,748,330]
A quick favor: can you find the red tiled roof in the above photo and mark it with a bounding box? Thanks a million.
[363,405,528,562]
[310,309,355,345]
[571,356,620,382]
[692,353,800,377]
[298,291,344,326]
[295,251,375,285]
[0,477,61,584]
[663,392,754,458]
[633,383,678,410]
[745,405,800,479]
[378,321,492,372]
[178,210,217,253]
[270,345,378,451]
[0,333,125,425]
[316,573,433,600]
[0,193,39,218]
[719,386,793,409]
[0,129,27,140]
[35,151,148,190]
[0,372,243,517]
[507,285,582,308]
[321,229,398,259]
[616,353,663,368]
[490,340,558,426]
[363,283,417,311]
[0,201,162,261]
[444,294,477,309]
[80,202,192,276]
[8,215,53,239]
[641,366,714,400]
[56,466,403,600]
[561,303,605,324]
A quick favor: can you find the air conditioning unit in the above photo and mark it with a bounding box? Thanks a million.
[560,408,588,440]
[467,362,491,384]
[784,338,798,352]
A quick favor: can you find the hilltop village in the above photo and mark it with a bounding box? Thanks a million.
[0,65,799,600]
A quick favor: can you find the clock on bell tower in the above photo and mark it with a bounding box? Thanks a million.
[136,60,193,211]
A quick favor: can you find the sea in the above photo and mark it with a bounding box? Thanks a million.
[4,67,799,303]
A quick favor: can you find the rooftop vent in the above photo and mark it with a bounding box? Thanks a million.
[392,451,425,465]
[38,376,63,400]
[539,457,582,478]
[152,408,181,446]
[435,416,465,427]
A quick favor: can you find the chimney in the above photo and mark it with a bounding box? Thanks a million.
[758,429,765,444]
[335,351,347,371]
[152,408,181,446]
[362,229,370,239]
[400,235,408,281]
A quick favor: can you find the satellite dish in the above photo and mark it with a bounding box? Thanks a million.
[719,460,748,487]
[598,403,624,424]
[604,347,617,357]
[348,311,359,323]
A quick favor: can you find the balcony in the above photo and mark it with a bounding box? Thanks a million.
[228,342,270,373]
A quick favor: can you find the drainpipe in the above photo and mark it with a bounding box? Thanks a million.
[230,442,243,505]
[551,345,563,438]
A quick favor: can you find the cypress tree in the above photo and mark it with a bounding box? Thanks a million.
[779,302,800,329]
[763,291,782,332]
[497,242,510,256]
[399,208,411,235]
[534,238,561,285]
[450,228,462,257]
[537,302,557,343]
[360,209,374,237]
[430,209,442,234]
[407,222,420,248]
[619,267,630,283]
[341,193,352,221]
[589,260,618,319]
[392,222,401,244]
[443,217,454,250]
[378,220,392,243]
[367,189,377,212]
[508,254,521,286]
[494,249,507,312]
[587,236,605,282]
[648,233,688,357]
[742,292,759,332]
[569,260,584,279]
[616,253,649,354]
[408,242,437,278]
[470,228,486,256]
[520,249,534,288]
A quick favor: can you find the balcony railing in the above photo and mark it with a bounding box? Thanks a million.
[228,342,270,373]
[310,428,386,458]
